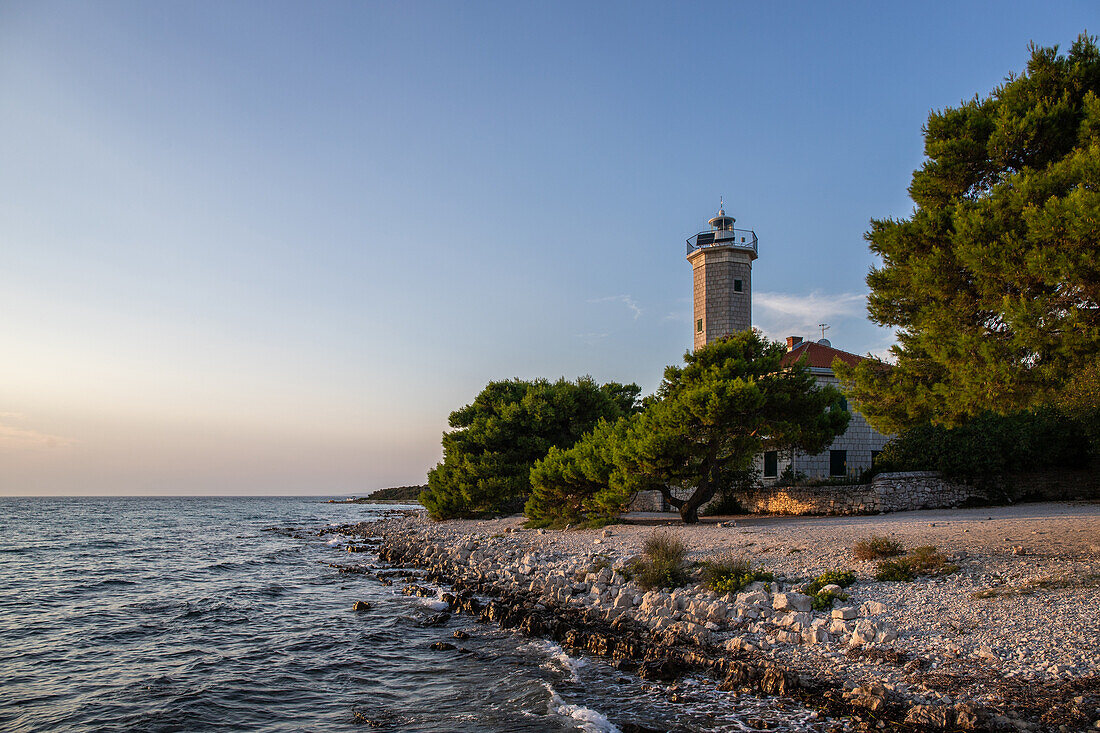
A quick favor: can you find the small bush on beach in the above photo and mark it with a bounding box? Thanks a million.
[875,560,915,582]
[804,569,856,610]
[905,546,958,575]
[853,536,905,561]
[699,553,774,595]
[811,589,849,611]
[628,530,689,590]
[804,569,856,596]
[875,545,958,582]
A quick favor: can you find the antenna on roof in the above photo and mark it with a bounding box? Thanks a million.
[818,323,830,340]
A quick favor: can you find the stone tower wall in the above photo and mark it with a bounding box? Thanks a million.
[690,246,753,349]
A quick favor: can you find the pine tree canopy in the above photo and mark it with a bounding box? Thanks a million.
[837,34,1100,434]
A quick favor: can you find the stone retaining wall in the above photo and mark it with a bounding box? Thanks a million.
[730,472,978,516]
[627,467,1099,516]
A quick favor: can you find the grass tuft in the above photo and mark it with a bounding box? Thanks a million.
[629,530,689,590]
[875,545,958,582]
[853,535,905,560]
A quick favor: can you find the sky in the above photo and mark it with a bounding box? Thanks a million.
[0,1,1094,495]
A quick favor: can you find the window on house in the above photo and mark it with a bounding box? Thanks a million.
[829,450,847,477]
[734,279,743,292]
[763,451,778,478]
[696,318,703,333]
[838,397,848,411]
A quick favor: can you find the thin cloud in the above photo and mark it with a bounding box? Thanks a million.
[0,416,75,451]
[576,332,609,345]
[752,290,865,339]
[589,295,643,320]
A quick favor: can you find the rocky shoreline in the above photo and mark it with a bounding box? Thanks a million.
[342,504,1100,732]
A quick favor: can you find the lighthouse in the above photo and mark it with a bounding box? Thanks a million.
[686,200,758,350]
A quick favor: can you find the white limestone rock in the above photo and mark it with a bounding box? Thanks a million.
[773,592,813,613]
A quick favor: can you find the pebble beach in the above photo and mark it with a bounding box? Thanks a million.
[360,501,1100,731]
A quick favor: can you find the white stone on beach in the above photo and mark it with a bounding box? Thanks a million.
[773,592,813,613]
[832,606,858,620]
[736,590,769,607]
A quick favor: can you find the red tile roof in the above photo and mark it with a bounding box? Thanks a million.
[779,340,868,370]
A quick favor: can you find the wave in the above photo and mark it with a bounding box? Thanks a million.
[544,683,622,733]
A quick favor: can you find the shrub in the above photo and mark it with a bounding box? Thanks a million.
[875,545,958,582]
[700,553,774,595]
[804,569,856,610]
[525,417,644,529]
[905,546,958,575]
[853,536,905,561]
[629,530,689,590]
[804,569,856,596]
[811,589,849,611]
[874,560,915,582]
[701,469,754,516]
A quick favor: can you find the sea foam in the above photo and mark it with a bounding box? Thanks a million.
[544,683,622,733]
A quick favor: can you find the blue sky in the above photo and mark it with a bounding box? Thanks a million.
[0,1,1093,494]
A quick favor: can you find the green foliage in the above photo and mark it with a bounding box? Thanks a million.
[804,570,856,596]
[837,35,1100,434]
[628,530,689,590]
[621,331,849,523]
[852,536,905,561]
[874,561,915,582]
[525,331,849,525]
[699,554,774,594]
[875,545,958,582]
[811,589,849,611]
[873,407,1091,484]
[420,377,640,520]
[524,417,647,528]
[365,485,426,501]
[804,569,855,610]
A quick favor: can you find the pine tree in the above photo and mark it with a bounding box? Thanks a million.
[837,35,1100,433]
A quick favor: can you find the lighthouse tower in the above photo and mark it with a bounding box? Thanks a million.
[686,200,758,350]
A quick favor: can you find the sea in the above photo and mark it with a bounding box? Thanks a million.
[0,497,831,732]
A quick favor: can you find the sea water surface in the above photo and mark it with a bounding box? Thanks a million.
[0,497,828,732]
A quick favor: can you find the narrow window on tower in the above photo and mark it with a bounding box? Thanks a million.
[734,279,743,292]
[696,318,703,333]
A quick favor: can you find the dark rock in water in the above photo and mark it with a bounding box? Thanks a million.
[402,584,436,598]
[638,659,682,682]
[612,659,638,673]
[758,667,797,695]
[718,660,760,691]
[452,630,470,640]
[619,723,664,733]
[518,614,543,637]
[420,612,450,627]
[352,601,371,612]
[429,641,456,651]
[351,710,382,726]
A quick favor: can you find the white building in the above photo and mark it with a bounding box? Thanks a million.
[754,336,892,484]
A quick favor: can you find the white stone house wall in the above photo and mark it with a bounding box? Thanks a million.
[755,371,891,484]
